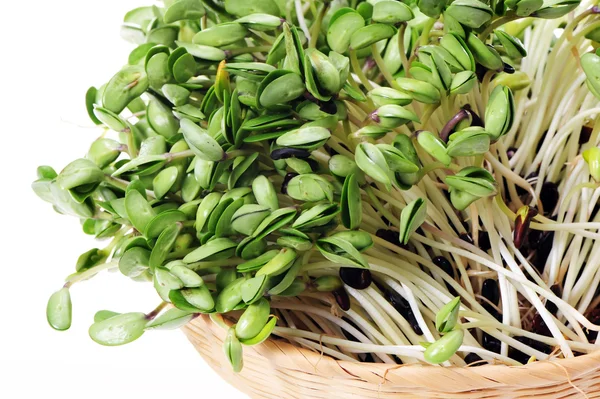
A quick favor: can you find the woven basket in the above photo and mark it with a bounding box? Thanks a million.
[182,315,600,399]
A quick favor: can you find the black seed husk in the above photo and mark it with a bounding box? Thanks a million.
[580,125,593,144]
[464,353,484,366]
[339,267,372,290]
[531,231,554,273]
[270,148,311,160]
[502,62,515,74]
[376,229,400,245]
[460,233,474,246]
[540,182,559,215]
[319,100,338,115]
[508,336,532,364]
[482,279,500,305]
[546,285,561,315]
[433,256,454,278]
[478,231,491,251]
[482,332,501,353]
[516,171,538,196]
[333,288,351,311]
[385,289,423,335]
[462,104,483,127]
[281,172,298,195]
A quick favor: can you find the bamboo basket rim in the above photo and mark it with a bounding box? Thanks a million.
[184,315,600,396]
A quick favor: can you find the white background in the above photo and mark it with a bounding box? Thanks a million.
[1,1,246,398]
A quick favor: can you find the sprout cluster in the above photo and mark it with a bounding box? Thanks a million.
[36,0,600,371]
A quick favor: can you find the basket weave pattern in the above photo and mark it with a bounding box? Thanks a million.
[183,316,600,398]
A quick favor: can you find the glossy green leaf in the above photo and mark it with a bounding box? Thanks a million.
[276,126,331,148]
[424,329,464,364]
[180,118,224,161]
[240,275,269,304]
[76,248,105,272]
[236,297,270,339]
[183,238,238,263]
[195,192,222,233]
[87,139,122,169]
[47,288,72,331]
[446,167,497,210]
[341,174,362,230]
[162,84,191,107]
[350,24,397,50]
[582,53,600,100]
[89,312,147,346]
[149,222,182,269]
[57,159,104,192]
[495,30,527,60]
[436,297,461,333]
[236,13,283,31]
[583,147,600,182]
[85,87,103,125]
[258,70,305,109]
[485,85,515,140]
[399,198,427,244]
[215,198,245,237]
[369,87,412,107]
[293,203,340,230]
[231,204,271,236]
[239,315,277,345]
[447,127,491,157]
[327,8,365,54]
[450,71,477,95]
[181,286,215,311]
[466,33,503,71]
[163,0,205,24]
[225,0,280,16]
[193,23,248,47]
[145,308,195,330]
[125,189,156,233]
[94,310,121,323]
[395,78,440,104]
[506,0,543,16]
[237,250,279,273]
[267,257,302,295]
[331,230,373,252]
[168,263,205,287]
[372,1,414,24]
[224,327,243,373]
[314,275,344,292]
[145,210,186,239]
[532,0,578,19]
[317,236,369,269]
[445,0,493,29]
[377,144,420,174]
[146,52,172,90]
[355,143,392,190]
[119,247,151,278]
[175,41,226,61]
[373,104,420,129]
[152,166,179,199]
[216,277,245,313]
[329,155,360,179]
[256,248,297,277]
[286,174,334,202]
[417,0,447,18]
[103,65,149,114]
[251,175,279,211]
[417,131,451,166]
[155,266,184,290]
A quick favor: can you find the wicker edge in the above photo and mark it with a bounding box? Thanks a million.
[182,315,600,399]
